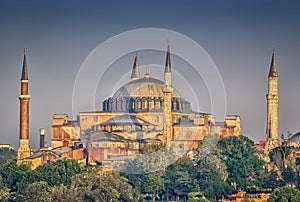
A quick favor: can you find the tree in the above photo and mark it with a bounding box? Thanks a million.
[141,173,165,201]
[269,146,296,171]
[218,136,264,190]
[17,181,52,202]
[0,176,9,202]
[34,159,82,187]
[282,167,297,186]
[268,187,300,202]
[165,157,199,200]
[263,170,283,190]
[0,148,16,165]
[69,168,136,202]
[0,161,34,193]
[196,154,231,200]
[120,145,176,175]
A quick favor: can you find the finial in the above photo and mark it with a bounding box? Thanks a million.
[24,48,26,55]
[145,64,150,78]
[167,38,170,46]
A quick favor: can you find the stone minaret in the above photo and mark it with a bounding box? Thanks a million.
[17,48,31,161]
[130,52,140,80]
[265,49,279,156]
[163,44,173,146]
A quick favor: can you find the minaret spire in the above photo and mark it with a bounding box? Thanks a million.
[21,48,28,80]
[268,49,278,77]
[131,52,140,80]
[164,42,172,87]
[165,42,171,73]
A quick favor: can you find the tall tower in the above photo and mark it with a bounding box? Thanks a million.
[130,52,140,80]
[265,49,279,156]
[17,48,31,161]
[163,44,173,146]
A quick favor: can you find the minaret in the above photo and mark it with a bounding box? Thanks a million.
[130,52,140,80]
[164,43,172,87]
[163,44,173,146]
[17,48,31,161]
[265,49,279,157]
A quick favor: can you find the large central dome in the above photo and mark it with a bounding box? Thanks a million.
[112,77,181,98]
[102,47,192,113]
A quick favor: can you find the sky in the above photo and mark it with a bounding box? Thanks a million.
[0,0,300,149]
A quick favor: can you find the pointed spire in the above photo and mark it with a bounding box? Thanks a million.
[268,49,278,77]
[130,52,140,80]
[21,48,28,80]
[164,42,171,73]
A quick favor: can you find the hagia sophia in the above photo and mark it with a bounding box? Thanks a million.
[17,44,293,170]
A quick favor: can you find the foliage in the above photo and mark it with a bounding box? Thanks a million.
[165,157,199,198]
[0,148,16,165]
[187,192,212,202]
[218,136,264,190]
[197,154,231,200]
[17,181,52,202]
[269,146,296,171]
[120,145,176,174]
[262,170,283,190]
[141,173,164,200]
[0,161,34,193]
[268,187,300,202]
[68,168,136,202]
[139,143,165,154]
[282,167,297,186]
[34,159,82,187]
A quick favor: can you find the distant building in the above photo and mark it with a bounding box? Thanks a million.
[0,144,14,150]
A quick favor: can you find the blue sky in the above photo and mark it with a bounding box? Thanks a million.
[0,0,300,148]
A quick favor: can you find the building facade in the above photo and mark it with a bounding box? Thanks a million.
[52,44,242,164]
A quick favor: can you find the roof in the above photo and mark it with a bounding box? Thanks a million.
[100,114,155,126]
[112,77,181,98]
[268,50,278,77]
[89,132,126,142]
[165,44,171,73]
[26,150,59,159]
[53,114,68,119]
[130,52,140,80]
[289,132,300,144]
[52,146,73,155]
[21,48,28,80]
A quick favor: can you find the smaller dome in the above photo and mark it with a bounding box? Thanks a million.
[289,132,300,145]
